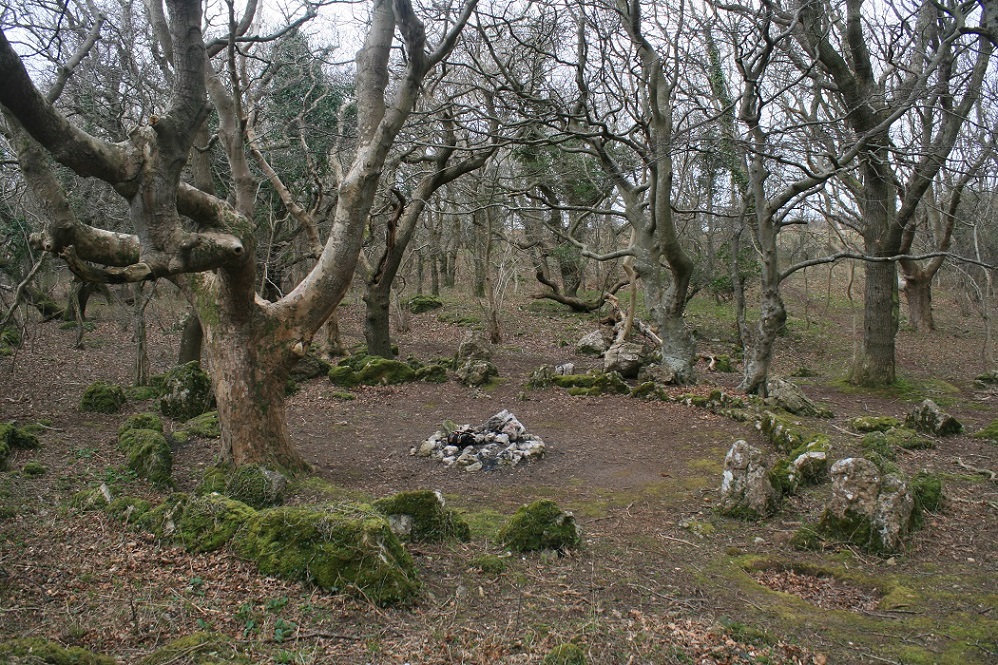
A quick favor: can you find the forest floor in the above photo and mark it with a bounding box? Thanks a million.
[1,276,996,664]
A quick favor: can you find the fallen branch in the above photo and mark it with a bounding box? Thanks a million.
[956,457,997,481]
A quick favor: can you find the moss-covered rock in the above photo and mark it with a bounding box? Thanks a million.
[328,364,361,387]
[289,352,332,382]
[119,429,172,487]
[126,385,164,401]
[971,419,998,443]
[850,416,902,433]
[159,361,214,421]
[0,637,116,664]
[175,494,257,553]
[373,490,471,543]
[498,500,582,553]
[195,466,229,496]
[232,504,420,605]
[71,485,113,512]
[470,553,508,575]
[0,421,41,450]
[182,411,220,438]
[356,357,416,385]
[408,295,444,314]
[911,471,943,514]
[106,496,153,524]
[789,525,824,551]
[861,431,899,461]
[137,632,250,665]
[21,461,46,476]
[770,437,830,496]
[757,411,813,454]
[225,465,287,509]
[905,399,963,436]
[455,359,499,387]
[80,381,127,414]
[0,440,9,469]
[543,643,587,665]
[118,413,163,437]
[415,363,449,383]
[136,492,189,538]
[549,372,629,396]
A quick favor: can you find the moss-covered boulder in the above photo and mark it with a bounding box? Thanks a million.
[118,413,163,437]
[549,372,629,397]
[159,361,214,421]
[0,421,41,450]
[356,357,416,385]
[757,411,812,454]
[71,484,113,512]
[21,461,46,476]
[289,351,332,382]
[456,359,499,387]
[415,363,449,383]
[971,419,998,443]
[408,295,444,314]
[106,496,153,524]
[136,492,189,538]
[770,437,830,496]
[0,637,116,664]
[181,411,220,438]
[118,429,172,487]
[851,416,902,433]
[764,378,833,418]
[911,471,943,515]
[373,490,471,543]
[194,464,286,508]
[498,500,582,553]
[175,494,257,553]
[232,504,420,605]
[137,632,250,665]
[718,440,782,519]
[328,364,361,387]
[905,399,962,436]
[80,381,127,414]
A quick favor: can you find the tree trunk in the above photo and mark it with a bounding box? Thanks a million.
[320,309,345,358]
[363,284,394,358]
[851,259,900,386]
[132,283,150,386]
[902,273,935,331]
[202,315,308,472]
[178,311,203,365]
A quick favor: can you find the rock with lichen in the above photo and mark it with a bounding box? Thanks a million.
[160,361,214,421]
[765,378,833,418]
[718,440,781,519]
[905,399,962,436]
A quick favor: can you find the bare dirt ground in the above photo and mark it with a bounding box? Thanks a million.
[1,281,996,664]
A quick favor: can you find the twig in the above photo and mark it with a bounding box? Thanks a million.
[265,631,361,643]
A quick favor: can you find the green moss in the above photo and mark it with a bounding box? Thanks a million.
[629,381,668,399]
[460,508,507,540]
[329,390,356,400]
[224,465,286,509]
[137,631,250,665]
[126,384,163,401]
[373,490,471,543]
[861,432,898,461]
[21,461,46,476]
[80,381,126,413]
[0,637,116,664]
[819,510,895,555]
[232,504,420,605]
[195,466,229,495]
[71,486,112,512]
[106,496,153,524]
[543,643,587,665]
[415,363,449,383]
[551,372,629,396]
[0,440,9,470]
[136,493,189,538]
[408,295,444,313]
[356,358,416,385]
[851,416,902,433]
[328,364,360,387]
[789,525,823,551]
[757,411,813,454]
[911,471,943,514]
[160,361,214,421]
[498,499,582,553]
[119,429,172,487]
[176,494,257,553]
[470,553,508,575]
[0,422,41,450]
[181,411,220,438]
[118,413,163,437]
[971,419,998,442]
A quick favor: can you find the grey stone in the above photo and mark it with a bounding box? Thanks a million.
[827,457,882,517]
[456,359,498,386]
[718,440,781,519]
[905,399,963,436]
[457,331,492,363]
[576,330,610,356]
[603,341,645,379]
[765,378,833,418]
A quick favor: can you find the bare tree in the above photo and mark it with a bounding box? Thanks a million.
[0,0,479,470]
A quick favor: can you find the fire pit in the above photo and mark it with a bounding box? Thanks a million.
[412,410,546,471]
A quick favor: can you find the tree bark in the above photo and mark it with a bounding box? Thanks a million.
[902,273,935,331]
[178,311,203,365]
